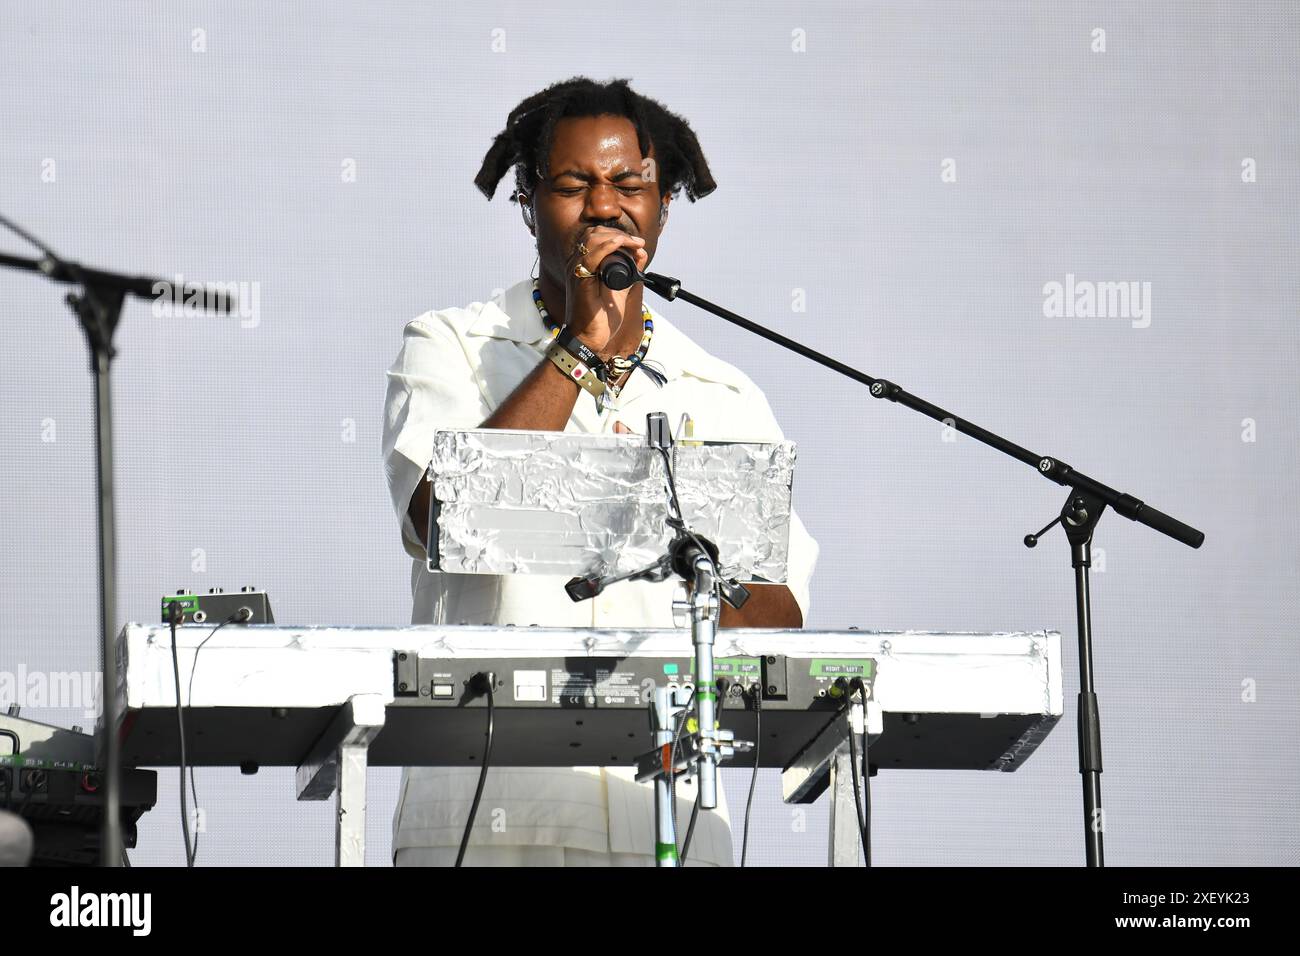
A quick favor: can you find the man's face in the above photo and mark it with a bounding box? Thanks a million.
[527,114,668,284]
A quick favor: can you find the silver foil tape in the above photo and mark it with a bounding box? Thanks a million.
[428,429,795,582]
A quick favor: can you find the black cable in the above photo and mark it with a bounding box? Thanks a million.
[186,616,237,710]
[863,754,871,859]
[654,446,723,586]
[167,614,195,868]
[0,733,17,801]
[10,772,35,815]
[845,678,872,866]
[455,672,496,867]
[1,724,37,816]
[846,715,870,863]
[0,730,19,811]
[665,684,696,858]
[740,684,761,867]
[679,681,724,864]
[655,445,685,523]
[2,746,38,816]
[666,686,695,791]
[185,614,239,865]
[859,681,873,866]
[171,612,239,868]
[679,781,701,865]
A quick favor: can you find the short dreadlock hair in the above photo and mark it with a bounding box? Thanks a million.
[474,76,718,206]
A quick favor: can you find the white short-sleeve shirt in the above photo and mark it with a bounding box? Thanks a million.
[382,276,819,864]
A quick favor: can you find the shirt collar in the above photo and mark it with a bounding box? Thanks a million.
[466,277,748,392]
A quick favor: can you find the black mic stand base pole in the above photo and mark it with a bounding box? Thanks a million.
[69,286,126,868]
[1063,492,1107,867]
[92,348,124,867]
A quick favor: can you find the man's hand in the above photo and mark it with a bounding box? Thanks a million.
[408,477,432,550]
[564,225,648,358]
[719,584,802,629]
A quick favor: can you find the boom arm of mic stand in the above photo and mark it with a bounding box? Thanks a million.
[639,270,1204,550]
[0,251,239,313]
[566,554,674,602]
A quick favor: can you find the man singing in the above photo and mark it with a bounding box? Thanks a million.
[382,76,818,866]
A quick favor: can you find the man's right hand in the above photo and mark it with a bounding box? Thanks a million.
[563,225,648,358]
[476,227,649,442]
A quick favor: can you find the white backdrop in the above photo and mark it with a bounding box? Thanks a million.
[1,1,1296,865]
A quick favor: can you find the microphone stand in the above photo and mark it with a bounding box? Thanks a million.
[565,413,753,866]
[1,235,235,867]
[638,269,1204,868]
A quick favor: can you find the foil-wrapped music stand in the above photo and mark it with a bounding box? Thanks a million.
[426,428,795,583]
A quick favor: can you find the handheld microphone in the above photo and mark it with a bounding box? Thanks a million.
[598,250,639,291]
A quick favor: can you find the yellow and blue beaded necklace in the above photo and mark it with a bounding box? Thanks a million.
[531,278,667,403]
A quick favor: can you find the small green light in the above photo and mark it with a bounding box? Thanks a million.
[663,663,679,675]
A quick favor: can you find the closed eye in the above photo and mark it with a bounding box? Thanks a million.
[554,185,644,196]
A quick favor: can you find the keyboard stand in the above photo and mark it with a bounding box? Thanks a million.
[781,697,883,867]
[295,694,387,867]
